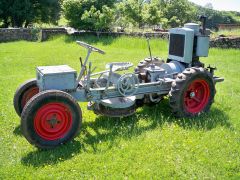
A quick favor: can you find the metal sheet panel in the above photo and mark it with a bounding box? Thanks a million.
[37,65,77,91]
[196,36,210,57]
[168,28,194,63]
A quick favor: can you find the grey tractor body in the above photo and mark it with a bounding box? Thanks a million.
[15,16,225,149]
[35,20,223,117]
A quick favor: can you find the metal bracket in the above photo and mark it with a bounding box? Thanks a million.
[76,49,92,87]
[207,64,217,75]
[105,64,113,90]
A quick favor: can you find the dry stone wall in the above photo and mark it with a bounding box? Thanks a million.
[40,28,67,41]
[210,37,240,49]
[70,31,169,39]
[0,28,38,42]
[0,28,239,49]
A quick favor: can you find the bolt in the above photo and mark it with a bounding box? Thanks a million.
[190,92,195,98]
[47,114,60,128]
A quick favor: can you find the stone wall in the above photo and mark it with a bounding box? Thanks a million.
[0,28,38,42]
[0,28,239,49]
[210,37,240,49]
[70,31,169,39]
[44,30,239,49]
[40,28,67,41]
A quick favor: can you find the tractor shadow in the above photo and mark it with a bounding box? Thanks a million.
[81,99,232,152]
[21,140,83,167]
[20,99,232,167]
[13,125,22,136]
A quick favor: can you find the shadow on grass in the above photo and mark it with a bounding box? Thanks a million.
[20,99,231,167]
[21,140,82,167]
[13,125,22,136]
[81,100,232,153]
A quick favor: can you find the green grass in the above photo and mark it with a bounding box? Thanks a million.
[0,35,240,179]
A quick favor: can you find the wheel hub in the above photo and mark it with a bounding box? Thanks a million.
[47,114,61,128]
[34,102,72,140]
[189,92,196,98]
[184,79,210,114]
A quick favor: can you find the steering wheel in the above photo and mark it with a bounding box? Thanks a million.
[76,41,105,54]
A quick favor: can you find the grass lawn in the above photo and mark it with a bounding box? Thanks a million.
[0,36,240,179]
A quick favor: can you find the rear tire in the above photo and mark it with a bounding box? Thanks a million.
[21,90,82,149]
[169,67,216,118]
[14,79,39,117]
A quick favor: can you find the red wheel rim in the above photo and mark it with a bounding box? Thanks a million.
[21,87,39,107]
[184,79,210,114]
[34,103,73,140]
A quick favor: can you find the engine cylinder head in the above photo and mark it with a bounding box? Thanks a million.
[184,23,200,35]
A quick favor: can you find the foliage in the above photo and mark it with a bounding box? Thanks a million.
[63,0,240,31]
[116,0,171,29]
[230,11,240,22]
[0,36,240,178]
[81,5,114,31]
[0,0,61,28]
[196,5,238,29]
[160,0,197,27]
[1,0,240,30]
[144,1,163,26]
[62,0,115,31]
[115,0,146,28]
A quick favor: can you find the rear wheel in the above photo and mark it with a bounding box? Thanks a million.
[14,79,39,117]
[21,90,82,149]
[169,67,215,117]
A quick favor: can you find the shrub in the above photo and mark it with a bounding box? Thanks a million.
[63,0,114,31]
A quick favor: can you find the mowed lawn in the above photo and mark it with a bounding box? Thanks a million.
[0,36,240,179]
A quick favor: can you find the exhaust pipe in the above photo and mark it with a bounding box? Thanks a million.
[199,15,207,35]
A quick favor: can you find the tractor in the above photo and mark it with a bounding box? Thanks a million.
[14,16,224,149]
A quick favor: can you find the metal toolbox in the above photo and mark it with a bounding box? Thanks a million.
[36,65,77,91]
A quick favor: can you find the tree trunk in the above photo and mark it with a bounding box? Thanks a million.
[11,16,24,27]
[2,17,10,28]
[24,21,29,28]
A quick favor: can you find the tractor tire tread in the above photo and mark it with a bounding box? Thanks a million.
[13,78,38,117]
[169,67,216,118]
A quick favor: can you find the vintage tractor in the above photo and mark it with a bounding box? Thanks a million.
[14,16,224,149]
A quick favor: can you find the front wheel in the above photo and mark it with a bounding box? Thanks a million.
[21,90,82,149]
[169,67,216,118]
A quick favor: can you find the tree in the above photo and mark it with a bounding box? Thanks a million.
[0,0,61,28]
[63,0,115,30]
[143,1,163,26]
[115,0,146,28]
[160,0,197,27]
[115,0,164,28]
[0,0,12,27]
[197,5,237,29]
[81,5,114,31]
[115,3,130,30]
